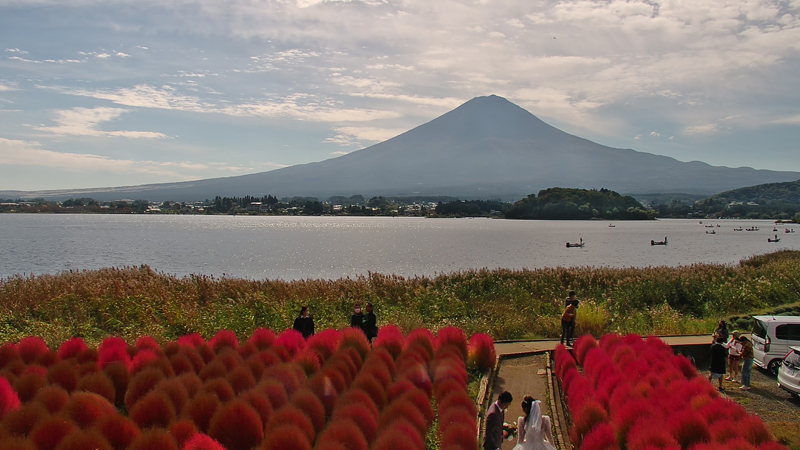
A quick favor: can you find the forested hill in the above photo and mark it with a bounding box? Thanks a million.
[701,179,800,204]
[691,179,800,220]
[505,187,654,220]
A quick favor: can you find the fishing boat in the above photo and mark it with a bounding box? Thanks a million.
[786,229,796,234]
[768,235,780,243]
[566,238,585,248]
[608,223,615,228]
[706,230,716,234]
[651,237,668,246]
[733,227,743,231]
[745,227,759,231]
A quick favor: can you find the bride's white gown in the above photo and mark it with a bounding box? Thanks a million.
[512,401,556,450]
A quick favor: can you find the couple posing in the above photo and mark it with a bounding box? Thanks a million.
[484,392,556,450]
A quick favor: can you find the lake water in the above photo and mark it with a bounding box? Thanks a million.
[0,215,797,281]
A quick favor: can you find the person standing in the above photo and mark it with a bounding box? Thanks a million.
[709,336,727,391]
[712,320,729,344]
[565,290,577,308]
[350,303,364,328]
[739,336,754,390]
[725,331,743,383]
[293,306,315,339]
[484,391,513,450]
[560,300,577,347]
[361,302,378,343]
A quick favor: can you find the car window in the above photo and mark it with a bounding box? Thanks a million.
[776,324,789,340]
[790,324,800,340]
[785,350,800,367]
[753,320,768,339]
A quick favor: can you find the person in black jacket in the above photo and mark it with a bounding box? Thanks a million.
[361,302,378,343]
[350,303,363,328]
[293,306,315,339]
[709,336,727,391]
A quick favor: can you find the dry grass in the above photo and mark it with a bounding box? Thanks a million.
[2,250,800,346]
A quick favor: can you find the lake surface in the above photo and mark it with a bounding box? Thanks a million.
[1,215,797,281]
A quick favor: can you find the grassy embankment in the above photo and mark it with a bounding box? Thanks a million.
[2,251,800,348]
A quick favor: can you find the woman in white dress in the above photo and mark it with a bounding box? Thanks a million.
[513,396,556,450]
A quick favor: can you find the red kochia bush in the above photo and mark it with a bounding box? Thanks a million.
[573,334,599,366]
[248,328,276,350]
[307,329,342,363]
[57,338,87,360]
[261,425,311,450]
[131,350,159,374]
[13,372,46,403]
[435,327,468,361]
[1,402,48,436]
[207,400,264,450]
[125,367,165,410]
[130,391,177,429]
[154,377,189,413]
[201,378,236,402]
[373,325,404,360]
[103,362,131,407]
[291,388,327,431]
[76,371,116,404]
[46,361,79,393]
[257,379,289,410]
[332,403,378,443]
[30,415,76,450]
[98,337,131,370]
[319,418,368,450]
[208,330,239,353]
[294,348,322,376]
[127,430,179,450]
[467,333,496,371]
[63,392,117,428]
[669,410,710,448]
[178,333,205,347]
[52,429,112,450]
[372,418,424,450]
[274,329,306,357]
[581,422,619,450]
[93,415,140,450]
[182,393,220,433]
[168,420,197,447]
[441,421,477,450]
[378,398,428,437]
[241,390,273,426]
[569,399,608,447]
[198,361,227,382]
[264,405,316,445]
[33,385,68,414]
[340,328,370,359]
[183,433,226,450]
[17,337,48,364]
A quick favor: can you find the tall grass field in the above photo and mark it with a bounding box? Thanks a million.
[3,250,800,347]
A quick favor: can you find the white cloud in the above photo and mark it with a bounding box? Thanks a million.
[773,114,800,125]
[57,84,209,112]
[34,107,168,139]
[650,131,661,137]
[684,123,720,135]
[0,138,283,178]
[634,134,641,140]
[327,126,406,145]
[0,82,17,92]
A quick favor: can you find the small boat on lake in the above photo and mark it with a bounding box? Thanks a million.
[745,227,759,231]
[706,230,716,234]
[786,229,796,233]
[566,238,585,248]
[733,227,743,231]
[608,223,615,228]
[768,235,780,243]
[651,237,668,246]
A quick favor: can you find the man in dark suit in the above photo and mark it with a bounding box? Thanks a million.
[361,302,378,343]
[484,391,513,450]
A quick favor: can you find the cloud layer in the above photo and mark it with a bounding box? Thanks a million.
[1,0,799,190]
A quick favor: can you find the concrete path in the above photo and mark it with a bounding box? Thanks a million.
[494,334,712,356]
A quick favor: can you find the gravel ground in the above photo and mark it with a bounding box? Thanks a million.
[705,366,800,449]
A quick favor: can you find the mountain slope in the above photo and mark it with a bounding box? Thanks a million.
[4,95,799,201]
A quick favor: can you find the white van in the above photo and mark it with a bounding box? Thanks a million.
[752,315,800,376]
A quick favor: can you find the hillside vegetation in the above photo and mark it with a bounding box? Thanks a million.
[506,187,654,220]
[3,251,800,347]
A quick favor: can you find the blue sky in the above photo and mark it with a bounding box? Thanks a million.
[1,0,800,191]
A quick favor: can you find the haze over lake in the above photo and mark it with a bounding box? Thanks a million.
[1,215,797,281]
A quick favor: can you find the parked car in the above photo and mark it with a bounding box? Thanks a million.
[751,315,800,376]
[777,346,800,398]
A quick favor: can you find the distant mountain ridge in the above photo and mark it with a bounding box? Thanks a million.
[4,95,800,201]
[702,179,800,204]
